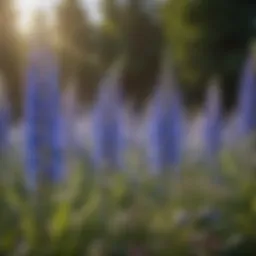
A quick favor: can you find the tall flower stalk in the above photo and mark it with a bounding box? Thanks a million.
[237,52,256,137]
[0,75,10,155]
[25,41,63,188]
[92,66,125,172]
[204,78,222,165]
[62,81,77,155]
[147,61,184,175]
[92,64,125,223]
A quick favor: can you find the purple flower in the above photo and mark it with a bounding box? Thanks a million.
[62,83,77,154]
[237,54,256,136]
[147,67,184,174]
[92,68,125,171]
[25,44,63,188]
[0,78,10,154]
[204,79,222,162]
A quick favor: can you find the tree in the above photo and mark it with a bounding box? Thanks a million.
[162,0,256,110]
[121,0,163,109]
[98,0,123,68]
[56,0,96,103]
[0,0,22,119]
[188,0,256,109]
[162,0,205,107]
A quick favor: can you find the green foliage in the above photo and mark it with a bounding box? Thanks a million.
[162,0,256,107]
[56,0,100,103]
[1,0,256,113]
[162,0,202,87]
[0,151,256,255]
[99,0,123,67]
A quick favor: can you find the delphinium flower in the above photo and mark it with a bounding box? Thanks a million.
[62,80,78,155]
[204,78,222,164]
[92,66,125,172]
[147,63,184,175]
[237,52,256,137]
[0,75,10,155]
[24,28,63,188]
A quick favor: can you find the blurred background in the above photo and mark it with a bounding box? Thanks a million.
[2,0,256,120]
[0,2,256,255]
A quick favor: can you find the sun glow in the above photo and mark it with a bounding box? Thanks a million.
[16,0,101,34]
[16,0,57,33]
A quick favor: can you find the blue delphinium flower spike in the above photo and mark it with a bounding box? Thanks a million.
[25,44,63,188]
[62,81,78,154]
[204,78,222,163]
[147,65,184,175]
[237,53,256,136]
[0,76,10,154]
[92,67,125,172]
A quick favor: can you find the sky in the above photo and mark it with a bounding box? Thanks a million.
[15,0,100,32]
